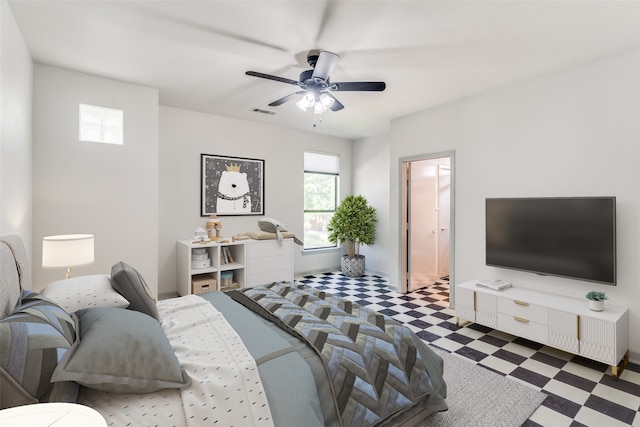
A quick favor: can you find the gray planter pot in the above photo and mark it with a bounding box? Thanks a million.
[341,255,365,277]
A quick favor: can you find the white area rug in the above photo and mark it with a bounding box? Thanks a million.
[422,348,546,427]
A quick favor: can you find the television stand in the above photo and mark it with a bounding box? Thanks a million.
[455,280,629,379]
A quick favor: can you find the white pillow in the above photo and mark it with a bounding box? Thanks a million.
[42,275,129,313]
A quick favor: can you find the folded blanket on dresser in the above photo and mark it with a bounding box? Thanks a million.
[229,282,447,427]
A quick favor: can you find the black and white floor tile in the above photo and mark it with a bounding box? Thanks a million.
[297,272,640,427]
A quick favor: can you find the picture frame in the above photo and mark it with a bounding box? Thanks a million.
[201,154,265,216]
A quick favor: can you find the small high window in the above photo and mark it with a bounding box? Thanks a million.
[79,103,123,145]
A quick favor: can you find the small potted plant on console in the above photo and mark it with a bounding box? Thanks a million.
[585,291,608,312]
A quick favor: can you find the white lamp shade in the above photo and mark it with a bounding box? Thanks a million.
[42,234,95,268]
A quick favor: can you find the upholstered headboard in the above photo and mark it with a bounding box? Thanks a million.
[0,235,30,318]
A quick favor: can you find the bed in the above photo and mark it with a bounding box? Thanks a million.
[0,235,447,426]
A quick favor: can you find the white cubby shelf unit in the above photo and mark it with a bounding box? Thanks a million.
[177,240,246,295]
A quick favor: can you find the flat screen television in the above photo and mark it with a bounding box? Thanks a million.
[486,197,616,285]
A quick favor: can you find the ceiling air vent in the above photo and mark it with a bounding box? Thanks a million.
[252,108,276,116]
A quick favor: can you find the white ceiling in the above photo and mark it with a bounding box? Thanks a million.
[8,0,640,139]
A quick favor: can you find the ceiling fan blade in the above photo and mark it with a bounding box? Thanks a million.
[268,91,305,107]
[246,71,300,86]
[330,81,386,91]
[312,51,340,81]
[325,93,344,111]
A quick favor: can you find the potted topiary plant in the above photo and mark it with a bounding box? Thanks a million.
[327,195,377,277]
[585,291,608,312]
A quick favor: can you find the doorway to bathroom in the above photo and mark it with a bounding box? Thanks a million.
[401,152,454,293]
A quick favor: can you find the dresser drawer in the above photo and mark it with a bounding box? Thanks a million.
[498,297,548,325]
[247,269,293,287]
[497,313,548,343]
[248,239,292,258]
[250,254,292,274]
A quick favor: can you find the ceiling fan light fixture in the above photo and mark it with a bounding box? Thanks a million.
[320,93,335,108]
[247,50,386,113]
[297,91,335,114]
[296,92,316,112]
[314,93,335,114]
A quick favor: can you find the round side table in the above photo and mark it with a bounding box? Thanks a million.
[0,402,107,426]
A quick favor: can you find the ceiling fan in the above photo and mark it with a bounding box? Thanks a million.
[245,50,386,113]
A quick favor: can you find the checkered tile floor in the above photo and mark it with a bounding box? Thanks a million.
[297,272,640,427]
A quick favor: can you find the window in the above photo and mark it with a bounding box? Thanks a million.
[304,152,339,250]
[79,104,124,145]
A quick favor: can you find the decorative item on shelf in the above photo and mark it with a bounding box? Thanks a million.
[191,247,210,269]
[193,227,209,243]
[192,273,216,294]
[220,271,234,290]
[191,257,210,269]
[192,251,209,262]
[42,234,95,279]
[585,291,609,311]
[205,214,222,239]
[220,247,235,264]
[327,195,377,277]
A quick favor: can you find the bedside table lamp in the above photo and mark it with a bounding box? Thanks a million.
[42,234,94,279]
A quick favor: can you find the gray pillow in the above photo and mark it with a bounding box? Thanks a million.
[52,307,190,393]
[110,262,159,320]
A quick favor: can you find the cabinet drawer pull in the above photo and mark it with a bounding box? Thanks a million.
[514,300,529,306]
[514,316,529,323]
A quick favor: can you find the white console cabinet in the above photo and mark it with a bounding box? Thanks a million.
[455,281,629,379]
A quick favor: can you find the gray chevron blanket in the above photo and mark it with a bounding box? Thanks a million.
[229,282,447,427]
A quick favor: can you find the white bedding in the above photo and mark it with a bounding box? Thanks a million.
[79,295,274,426]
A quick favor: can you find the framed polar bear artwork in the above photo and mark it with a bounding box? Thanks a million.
[201,154,265,216]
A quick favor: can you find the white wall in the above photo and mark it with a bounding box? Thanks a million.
[352,133,390,277]
[385,50,640,361]
[32,65,159,294]
[0,0,33,255]
[158,106,352,297]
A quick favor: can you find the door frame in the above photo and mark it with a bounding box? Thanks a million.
[399,150,456,300]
